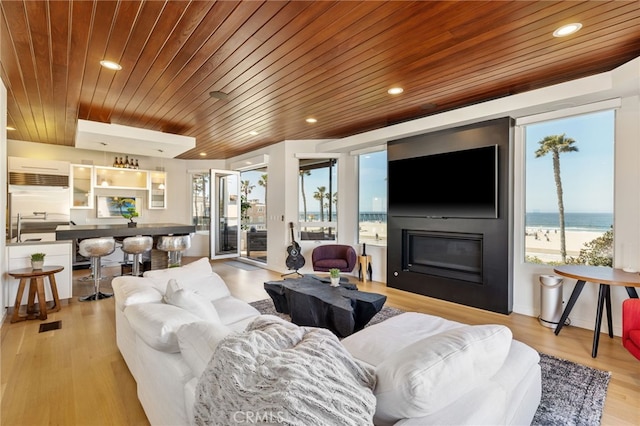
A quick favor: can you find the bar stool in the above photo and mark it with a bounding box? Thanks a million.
[158,235,191,268]
[78,237,116,301]
[121,235,153,276]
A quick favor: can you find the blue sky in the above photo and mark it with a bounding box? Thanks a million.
[358,151,387,212]
[525,109,614,213]
[240,169,266,202]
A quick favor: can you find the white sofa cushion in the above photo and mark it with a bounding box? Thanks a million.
[143,257,231,300]
[175,273,231,301]
[111,276,164,311]
[164,278,222,323]
[374,324,513,424]
[124,303,202,353]
[212,296,260,327]
[176,321,234,378]
[143,257,213,290]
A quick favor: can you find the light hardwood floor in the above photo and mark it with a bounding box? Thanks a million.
[2,258,639,425]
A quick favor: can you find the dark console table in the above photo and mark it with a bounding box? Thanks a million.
[55,223,194,240]
[264,275,386,337]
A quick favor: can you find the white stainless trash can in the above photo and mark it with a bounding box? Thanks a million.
[539,275,564,328]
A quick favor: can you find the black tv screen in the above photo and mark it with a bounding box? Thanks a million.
[388,145,498,219]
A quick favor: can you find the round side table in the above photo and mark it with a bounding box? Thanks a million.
[8,265,64,323]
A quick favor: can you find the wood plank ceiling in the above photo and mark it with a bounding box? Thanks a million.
[2,1,640,160]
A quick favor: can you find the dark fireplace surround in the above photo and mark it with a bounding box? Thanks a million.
[387,117,513,314]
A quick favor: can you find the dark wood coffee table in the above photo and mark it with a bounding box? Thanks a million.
[264,275,387,337]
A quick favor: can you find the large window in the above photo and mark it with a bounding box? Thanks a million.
[298,159,337,240]
[358,150,387,245]
[523,109,614,265]
[240,167,267,262]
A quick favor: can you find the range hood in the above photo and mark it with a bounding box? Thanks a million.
[75,119,196,158]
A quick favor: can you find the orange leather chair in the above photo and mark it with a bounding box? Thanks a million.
[622,298,640,360]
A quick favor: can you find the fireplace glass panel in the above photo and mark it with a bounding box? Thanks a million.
[404,230,483,283]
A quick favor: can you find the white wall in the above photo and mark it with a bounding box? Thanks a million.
[1,79,7,321]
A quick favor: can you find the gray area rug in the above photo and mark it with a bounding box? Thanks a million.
[532,353,610,426]
[224,260,261,271]
[250,299,611,425]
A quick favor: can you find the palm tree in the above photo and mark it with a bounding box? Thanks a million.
[240,180,255,229]
[258,173,268,223]
[314,186,327,222]
[299,170,311,220]
[534,134,578,263]
[240,180,254,199]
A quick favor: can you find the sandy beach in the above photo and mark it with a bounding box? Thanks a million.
[359,222,606,263]
[525,227,606,262]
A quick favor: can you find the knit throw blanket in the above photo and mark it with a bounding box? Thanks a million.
[193,316,377,426]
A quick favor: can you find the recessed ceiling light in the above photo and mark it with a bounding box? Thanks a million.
[209,91,228,100]
[199,152,207,157]
[553,23,582,37]
[388,87,404,95]
[6,126,16,131]
[306,118,317,123]
[249,131,259,136]
[100,60,122,70]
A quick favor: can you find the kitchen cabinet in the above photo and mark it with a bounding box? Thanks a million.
[70,164,94,209]
[149,171,167,209]
[5,241,73,306]
[94,166,148,190]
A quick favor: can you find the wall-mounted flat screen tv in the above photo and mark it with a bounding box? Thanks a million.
[96,195,142,218]
[388,145,498,219]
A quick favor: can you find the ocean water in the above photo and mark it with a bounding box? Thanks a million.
[357,212,612,232]
[525,212,613,232]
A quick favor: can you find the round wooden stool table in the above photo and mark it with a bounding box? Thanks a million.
[8,265,64,323]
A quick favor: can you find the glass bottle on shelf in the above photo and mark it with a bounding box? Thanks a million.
[135,159,139,169]
[119,157,124,168]
[124,155,130,168]
[113,156,118,168]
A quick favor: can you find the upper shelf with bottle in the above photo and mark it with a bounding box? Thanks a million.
[94,165,148,189]
[71,163,167,209]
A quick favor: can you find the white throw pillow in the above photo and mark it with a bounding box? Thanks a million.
[164,277,181,301]
[373,324,512,424]
[143,257,214,293]
[177,321,233,378]
[124,303,202,353]
[164,279,221,323]
[111,276,163,311]
[176,273,231,301]
[212,296,260,327]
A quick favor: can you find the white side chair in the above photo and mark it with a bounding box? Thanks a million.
[78,237,116,301]
[121,235,153,277]
[157,235,191,268]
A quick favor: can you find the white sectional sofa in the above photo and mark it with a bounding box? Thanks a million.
[112,258,541,425]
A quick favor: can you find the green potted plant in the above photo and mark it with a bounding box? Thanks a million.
[113,197,139,227]
[122,206,139,227]
[329,268,341,287]
[30,252,46,269]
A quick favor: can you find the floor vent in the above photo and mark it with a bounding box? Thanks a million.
[39,320,62,333]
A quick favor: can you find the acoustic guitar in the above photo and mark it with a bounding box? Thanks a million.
[285,222,305,271]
